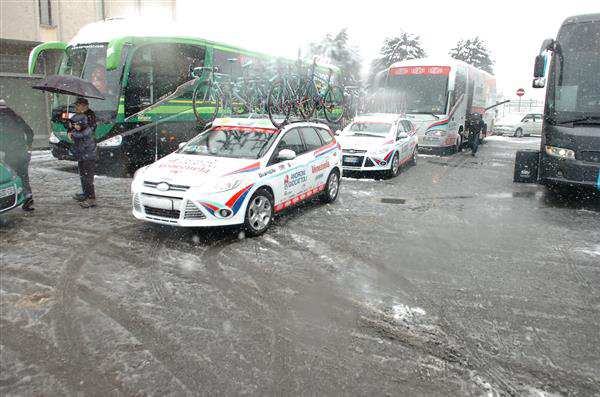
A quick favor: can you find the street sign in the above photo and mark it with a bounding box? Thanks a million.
[516,88,525,97]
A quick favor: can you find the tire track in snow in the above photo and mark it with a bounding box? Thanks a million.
[2,266,224,395]
[0,318,114,396]
[50,224,140,397]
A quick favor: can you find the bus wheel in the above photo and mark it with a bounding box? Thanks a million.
[454,135,462,153]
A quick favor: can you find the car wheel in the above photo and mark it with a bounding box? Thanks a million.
[409,147,418,166]
[320,169,340,203]
[244,188,274,237]
[386,152,401,178]
[514,128,523,138]
[456,134,463,152]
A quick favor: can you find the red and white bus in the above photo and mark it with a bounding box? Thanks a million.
[375,57,497,154]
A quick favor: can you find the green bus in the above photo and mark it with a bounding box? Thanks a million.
[29,17,342,175]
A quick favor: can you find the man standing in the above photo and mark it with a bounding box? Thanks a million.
[468,112,484,157]
[68,98,97,208]
[0,99,34,211]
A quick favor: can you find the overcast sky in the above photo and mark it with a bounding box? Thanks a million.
[172,0,598,98]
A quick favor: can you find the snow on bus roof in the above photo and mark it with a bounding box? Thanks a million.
[69,17,340,72]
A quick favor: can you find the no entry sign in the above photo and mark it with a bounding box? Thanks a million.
[516,88,525,97]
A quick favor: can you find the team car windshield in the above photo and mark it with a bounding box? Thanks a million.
[178,127,279,159]
[343,122,392,137]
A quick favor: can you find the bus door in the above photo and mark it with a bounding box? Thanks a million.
[450,67,468,135]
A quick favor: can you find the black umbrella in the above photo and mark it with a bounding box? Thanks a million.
[32,74,105,100]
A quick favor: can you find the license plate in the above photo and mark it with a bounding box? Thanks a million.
[0,186,15,198]
[424,137,437,141]
[142,195,177,210]
[344,156,360,164]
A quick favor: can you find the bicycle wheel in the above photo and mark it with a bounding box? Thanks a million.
[267,79,291,128]
[298,78,316,120]
[192,81,220,124]
[323,85,345,124]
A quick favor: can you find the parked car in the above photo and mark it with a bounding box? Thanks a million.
[131,117,342,236]
[0,162,25,214]
[336,114,418,178]
[494,113,543,137]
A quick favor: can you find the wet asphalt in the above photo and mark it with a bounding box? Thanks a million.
[1,136,599,396]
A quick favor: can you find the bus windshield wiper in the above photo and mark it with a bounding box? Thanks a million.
[408,111,440,119]
[555,116,600,125]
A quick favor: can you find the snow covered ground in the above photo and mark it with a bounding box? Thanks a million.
[1,138,599,396]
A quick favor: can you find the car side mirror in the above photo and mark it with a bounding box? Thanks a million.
[277,149,296,161]
[397,132,409,140]
[335,130,341,136]
[178,141,187,149]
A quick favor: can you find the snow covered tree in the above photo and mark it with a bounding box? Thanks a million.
[368,32,427,84]
[308,28,362,84]
[449,37,494,74]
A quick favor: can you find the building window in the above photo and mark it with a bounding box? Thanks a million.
[39,0,52,26]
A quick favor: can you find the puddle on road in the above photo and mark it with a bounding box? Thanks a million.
[381,198,406,204]
[15,290,54,309]
[485,191,542,199]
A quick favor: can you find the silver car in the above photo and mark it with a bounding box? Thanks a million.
[494,113,543,137]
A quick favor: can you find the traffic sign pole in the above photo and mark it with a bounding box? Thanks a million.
[516,88,525,112]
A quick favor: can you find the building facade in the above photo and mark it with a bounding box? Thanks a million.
[0,0,176,148]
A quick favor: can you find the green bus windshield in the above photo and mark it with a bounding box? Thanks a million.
[55,44,124,114]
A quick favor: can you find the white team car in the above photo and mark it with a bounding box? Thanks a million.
[336,114,418,177]
[131,118,342,236]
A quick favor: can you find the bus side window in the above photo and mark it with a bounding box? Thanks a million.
[213,48,241,77]
[451,67,467,110]
[125,46,153,117]
[124,44,206,117]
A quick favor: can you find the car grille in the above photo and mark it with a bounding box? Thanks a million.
[342,149,367,154]
[579,151,600,164]
[342,155,364,167]
[143,181,190,191]
[184,201,206,220]
[0,193,16,210]
[143,206,180,219]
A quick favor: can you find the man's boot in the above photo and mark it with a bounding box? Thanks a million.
[79,198,96,208]
[72,193,86,202]
[22,196,34,211]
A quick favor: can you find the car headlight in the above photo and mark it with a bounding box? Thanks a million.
[204,177,243,193]
[49,132,60,144]
[98,135,122,147]
[370,147,389,156]
[545,145,575,160]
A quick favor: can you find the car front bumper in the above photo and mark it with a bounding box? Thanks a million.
[418,135,456,149]
[131,184,249,228]
[0,180,25,214]
[341,152,392,173]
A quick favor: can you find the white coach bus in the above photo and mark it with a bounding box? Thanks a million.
[374,57,497,154]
